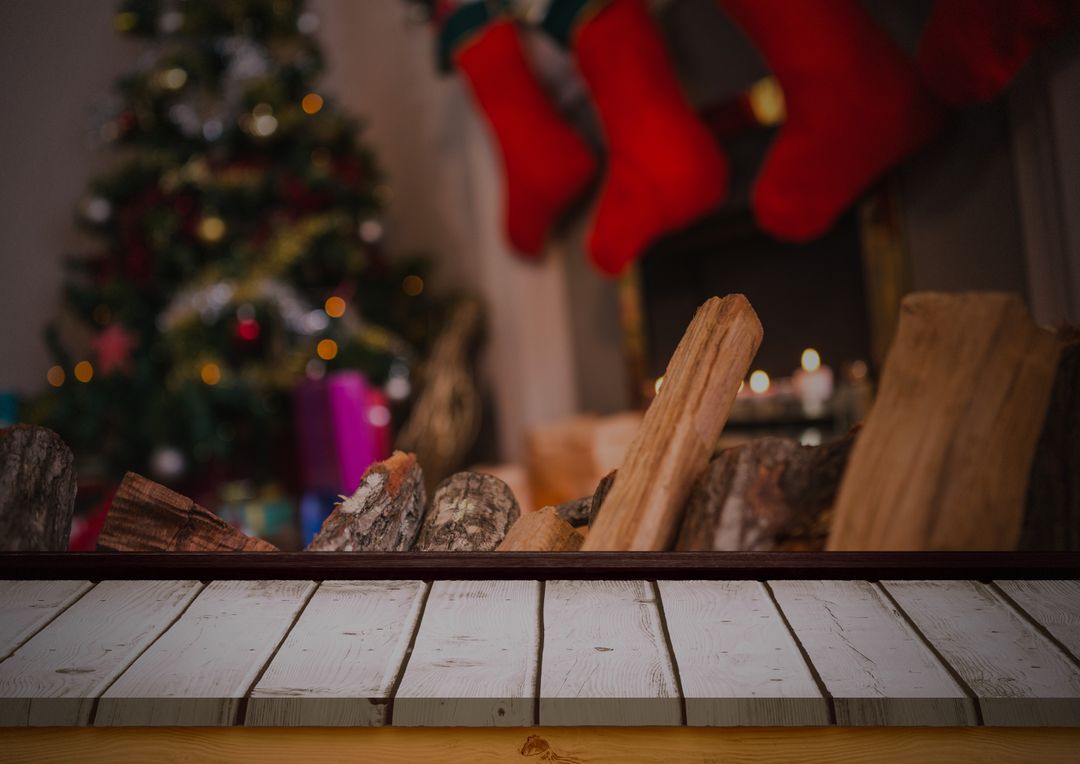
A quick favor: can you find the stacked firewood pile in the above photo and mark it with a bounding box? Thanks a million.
[6,292,1074,553]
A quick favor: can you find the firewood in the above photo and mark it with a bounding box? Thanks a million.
[828,292,1063,551]
[413,472,520,551]
[554,469,618,529]
[307,451,427,552]
[1020,326,1080,550]
[583,295,763,551]
[98,472,277,552]
[497,506,583,552]
[674,431,857,552]
[0,425,76,551]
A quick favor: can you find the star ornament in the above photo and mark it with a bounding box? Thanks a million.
[93,323,139,375]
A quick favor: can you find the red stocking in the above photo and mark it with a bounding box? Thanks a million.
[917,0,1078,105]
[443,6,597,257]
[719,0,943,242]
[545,0,729,276]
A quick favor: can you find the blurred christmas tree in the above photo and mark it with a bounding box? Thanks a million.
[32,0,436,489]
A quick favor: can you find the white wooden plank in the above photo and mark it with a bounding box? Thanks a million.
[247,580,427,726]
[995,580,1080,660]
[393,579,539,726]
[0,580,93,660]
[540,580,680,726]
[658,580,829,726]
[95,580,315,727]
[884,579,1080,727]
[0,580,202,726]
[769,580,975,726]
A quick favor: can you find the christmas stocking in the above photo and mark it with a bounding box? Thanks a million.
[544,0,729,276]
[917,0,1078,105]
[441,3,597,257]
[719,0,943,242]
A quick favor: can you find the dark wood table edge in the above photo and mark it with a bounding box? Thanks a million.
[1,551,1076,580]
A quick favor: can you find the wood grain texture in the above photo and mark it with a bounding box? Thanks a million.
[828,292,1062,551]
[95,580,315,727]
[247,580,427,726]
[658,580,829,726]
[584,295,763,551]
[0,580,202,726]
[769,580,975,726]
[0,425,76,551]
[883,579,1080,726]
[540,580,681,726]
[306,453,426,552]
[497,507,583,552]
[97,472,277,552]
[4,727,1080,764]
[414,473,520,551]
[995,580,1080,659]
[0,580,92,660]
[393,579,539,726]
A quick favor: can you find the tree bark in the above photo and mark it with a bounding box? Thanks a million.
[497,506,583,551]
[414,472,520,551]
[0,425,76,551]
[307,451,427,551]
[98,472,276,552]
[675,431,857,552]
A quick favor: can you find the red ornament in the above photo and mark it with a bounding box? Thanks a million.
[93,323,139,375]
[235,318,261,342]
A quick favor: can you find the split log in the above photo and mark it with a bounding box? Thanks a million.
[584,294,763,551]
[497,506,583,552]
[413,472,520,551]
[674,431,857,552]
[828,292,1063,551]
[0,425,76,551]
[1020,326,1080,550]
[554,470,617,528]
[98,472,277,552]
[307,451,426,552]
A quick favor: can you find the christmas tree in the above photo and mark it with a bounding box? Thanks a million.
[33,0,435,490]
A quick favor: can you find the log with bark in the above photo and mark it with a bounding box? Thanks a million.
[828,292,1063,551]
[414,471,520,551]
[97,472,277,552]
[0,425,76,551]
[674,430,857,552]
[307,451,426,552]
[497,506,583,552]
[584,295,763,551]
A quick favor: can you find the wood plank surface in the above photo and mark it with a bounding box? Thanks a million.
[658,580,829,725]
[584,295,763,551]
[0,580,92,660]
[994,580,1080,659]
[828,292,1062,551]
[0,580,202,726]
[393,580,540,726]
[540,580,681,726]
[246,580,427,726]
[883,579,1080,726]
[3,726,1080,764]
[95,580,315,727]
[769,580,975,726]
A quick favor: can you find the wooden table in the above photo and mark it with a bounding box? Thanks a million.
[1,552,1078,762]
